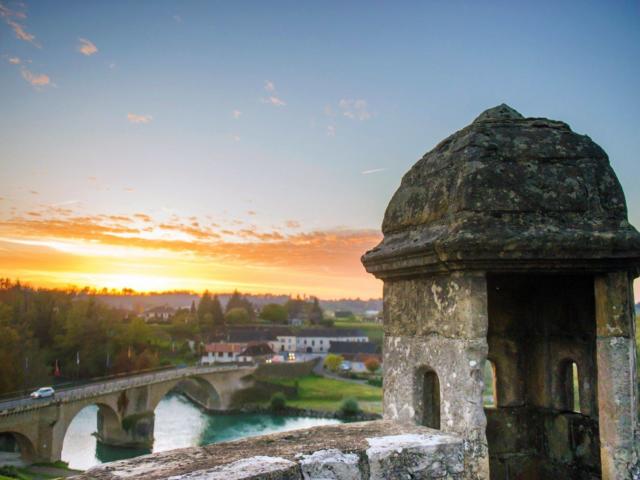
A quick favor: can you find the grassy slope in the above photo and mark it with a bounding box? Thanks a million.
[333,319,384,346]
[269,375,382,414]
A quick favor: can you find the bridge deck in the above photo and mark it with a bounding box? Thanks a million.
[0,365,251,416]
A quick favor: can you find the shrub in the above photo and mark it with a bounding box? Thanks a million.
[324,354,344,373]
[365,358,380,373]
[0,465,28,479]
[270,392,287,411]
[339,397,360,416]
[367,377,383,387]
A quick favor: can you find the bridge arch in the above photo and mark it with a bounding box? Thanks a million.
[0,431,37,463]
[60,401,121,467]
[149,375,222,412]
[62,401,121,438]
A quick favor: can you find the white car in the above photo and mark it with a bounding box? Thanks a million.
[30,387,55,399]
[339,361,352,372]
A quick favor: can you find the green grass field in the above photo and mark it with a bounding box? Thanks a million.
[269,374,382,413]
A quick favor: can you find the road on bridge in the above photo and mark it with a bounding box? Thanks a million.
[0,364,245,414]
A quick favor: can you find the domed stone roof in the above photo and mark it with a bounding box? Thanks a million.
[362,104,640,278]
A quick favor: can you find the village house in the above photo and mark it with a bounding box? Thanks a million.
[200,341,275,365]
[140,305,175,323]
[200,342,245,364]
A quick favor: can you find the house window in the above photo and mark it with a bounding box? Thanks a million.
[312,340,315,346]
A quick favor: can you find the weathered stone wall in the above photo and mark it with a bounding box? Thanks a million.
[382,272,489,480]
[485,274,601,479]
[486,408,600,478]
[71,421,465,480]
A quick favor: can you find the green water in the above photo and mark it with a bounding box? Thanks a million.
[61,393,342,470]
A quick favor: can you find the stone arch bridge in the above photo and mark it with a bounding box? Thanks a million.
[0,365,254,463]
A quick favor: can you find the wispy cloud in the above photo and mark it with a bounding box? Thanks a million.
[20,67,51,88]
[127,113,153,124]
[285,220,300,229]
[327,125,336,137]
[261,81,286,107]
[0,1,40,47]
[173,14,182,23]
[8,56,20,64]
[232,110,242,119]
[262,96,286,107]
[361,168,386,175]
[339,99,372,121]
[77,38,98,56]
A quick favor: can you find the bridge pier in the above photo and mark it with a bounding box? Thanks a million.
[100,410,155,449]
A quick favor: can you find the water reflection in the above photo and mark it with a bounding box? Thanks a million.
[61,393,341,470]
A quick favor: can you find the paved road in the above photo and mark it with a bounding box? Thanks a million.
[0,364,244,414]
[312,359,368,385]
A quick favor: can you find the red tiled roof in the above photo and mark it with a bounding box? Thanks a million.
[205,343,245,353]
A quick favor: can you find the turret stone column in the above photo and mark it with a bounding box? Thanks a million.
[595,271,639,478]
[382,273,489,479]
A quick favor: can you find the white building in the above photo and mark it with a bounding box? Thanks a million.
[141,305,175,322]
[274,328,368,354]
[200,341,274,364]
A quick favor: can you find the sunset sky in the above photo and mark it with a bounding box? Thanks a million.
[1,1,639,299]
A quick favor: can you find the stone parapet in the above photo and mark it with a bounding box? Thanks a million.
[70,420,465,480]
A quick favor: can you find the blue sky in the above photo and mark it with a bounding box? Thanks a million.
[0,0,639,298]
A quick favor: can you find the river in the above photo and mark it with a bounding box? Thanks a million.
[61,393,342,470]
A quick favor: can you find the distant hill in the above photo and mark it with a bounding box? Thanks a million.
[93,292,382,315]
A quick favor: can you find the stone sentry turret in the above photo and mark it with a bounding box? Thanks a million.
[362,104,640,479]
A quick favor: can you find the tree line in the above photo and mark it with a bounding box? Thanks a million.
[0,280,326,395]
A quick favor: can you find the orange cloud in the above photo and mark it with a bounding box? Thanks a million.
[77,38,98,56]
[0,2,40,47]
[21,68,50,87]
[0,211,382,298]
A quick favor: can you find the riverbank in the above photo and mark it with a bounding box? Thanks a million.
[0,461,81,480]
[220,404,381,422]
[264,374,382,414]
